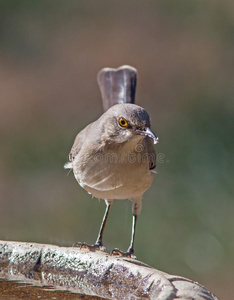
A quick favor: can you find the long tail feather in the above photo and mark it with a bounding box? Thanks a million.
[97,65,137,112]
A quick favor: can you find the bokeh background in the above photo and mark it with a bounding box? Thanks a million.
[0,1,233,299]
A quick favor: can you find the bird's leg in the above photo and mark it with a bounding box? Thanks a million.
[95,200,112,247]
[111,214,137,258]
[111,198,141,258]
[127,214,137,254]
[73,200,112,252]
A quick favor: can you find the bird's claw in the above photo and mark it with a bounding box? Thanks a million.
[111,248,136,259]
[72,242,107,252]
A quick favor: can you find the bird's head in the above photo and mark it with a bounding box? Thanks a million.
[100,103,159,145]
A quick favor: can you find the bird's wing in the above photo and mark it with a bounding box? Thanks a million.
[143,137,156,170]
[79,163,123,192]
[97,65,137,112]
[64,125,91,169]
[72,142,125,192]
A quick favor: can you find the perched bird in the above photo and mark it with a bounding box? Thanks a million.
[64,65,158,257]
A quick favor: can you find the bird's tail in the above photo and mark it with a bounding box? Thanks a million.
[97,65,137,112]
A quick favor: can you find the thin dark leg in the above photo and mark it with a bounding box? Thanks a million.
[95,201,112,246]
[111,214,138,258]
[127,214,137,254]
[73,200,112,252]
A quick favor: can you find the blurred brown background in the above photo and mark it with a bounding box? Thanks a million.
[0,1,233,299]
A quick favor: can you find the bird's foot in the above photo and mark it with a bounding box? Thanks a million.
[72,242,106,252]
[111,248,136,259]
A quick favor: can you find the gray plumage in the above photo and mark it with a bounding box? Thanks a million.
[65,66,158,256]
[97,65,137,111]
[68,104,156,208]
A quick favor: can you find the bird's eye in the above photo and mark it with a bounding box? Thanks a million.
[118,117,128,127]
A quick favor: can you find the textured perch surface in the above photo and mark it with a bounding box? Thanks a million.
[0,240,219,300]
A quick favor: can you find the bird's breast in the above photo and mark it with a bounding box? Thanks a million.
[73,141,155,200]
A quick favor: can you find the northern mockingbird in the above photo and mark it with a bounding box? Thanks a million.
[64,65,158,257]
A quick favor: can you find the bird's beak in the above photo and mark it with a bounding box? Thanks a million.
[135,127,159,144]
